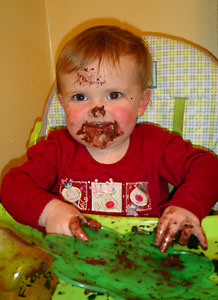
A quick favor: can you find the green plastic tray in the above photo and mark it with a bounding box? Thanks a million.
[46,215,218,300]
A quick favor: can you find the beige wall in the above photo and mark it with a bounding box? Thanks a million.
[0,0,53,179]
[46,0,218,67]
[0,0,217,180]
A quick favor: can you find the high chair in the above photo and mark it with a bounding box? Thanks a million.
[0,32,218,300]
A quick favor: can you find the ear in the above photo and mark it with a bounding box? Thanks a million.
[57,93,64,108]
[137,88,150,116]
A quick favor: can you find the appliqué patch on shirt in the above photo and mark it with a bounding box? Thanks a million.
[91,179,122,213]
[60,179,88,210]
[59,178,152,216]
[126,182,151,216]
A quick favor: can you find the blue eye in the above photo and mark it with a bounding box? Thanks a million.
[72,93,87,101]
[108,91,122,100]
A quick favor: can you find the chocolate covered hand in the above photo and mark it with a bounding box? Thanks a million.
[39,199,101,242]
[155,206,207,253]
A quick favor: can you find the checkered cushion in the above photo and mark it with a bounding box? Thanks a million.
[139,34,218,154]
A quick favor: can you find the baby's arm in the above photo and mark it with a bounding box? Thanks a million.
[155,205,207,253]
[38,199,101,242]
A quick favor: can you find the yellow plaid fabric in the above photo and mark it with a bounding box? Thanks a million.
[139,34,218,154]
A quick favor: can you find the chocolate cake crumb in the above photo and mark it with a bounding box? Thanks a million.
[162,254,185,270]
[79,257,106,266]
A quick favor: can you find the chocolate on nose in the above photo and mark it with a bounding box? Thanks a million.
[91,106,105,117]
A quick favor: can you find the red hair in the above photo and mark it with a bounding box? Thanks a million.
[56,25,153,93]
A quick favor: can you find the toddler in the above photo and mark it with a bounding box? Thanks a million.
[1,25,218,253]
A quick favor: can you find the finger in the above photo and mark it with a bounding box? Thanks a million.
[76,211,101,231]
[159,232,174,253]
[155,218,170,246]
[82,217,101,231]
[155,215,178,246]
[192,225,208,250]
[178,223,193,246]
[69,216,89,242]
[159,221,180,253]
[155,206,179,246]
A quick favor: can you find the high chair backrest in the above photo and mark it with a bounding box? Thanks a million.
[40,33,218,155]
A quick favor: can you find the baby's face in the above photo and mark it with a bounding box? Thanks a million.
[58,56,150,151]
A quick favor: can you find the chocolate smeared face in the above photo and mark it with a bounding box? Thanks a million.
[77,120,124,148]
[58,56,150,153]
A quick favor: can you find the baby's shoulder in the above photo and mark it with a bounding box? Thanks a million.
[30,129,75,153]
[134,123,170,138]
[47,128,70,140]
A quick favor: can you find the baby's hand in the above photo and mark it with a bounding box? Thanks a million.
[155,206,207,253]
[39,199,101,242]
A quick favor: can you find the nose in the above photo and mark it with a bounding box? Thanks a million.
[88,105,106,118]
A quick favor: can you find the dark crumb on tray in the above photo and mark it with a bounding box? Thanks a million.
[84,289,94,295]
[117,250,133,269]
[162,254,185,270]
[84,290,109,300]
[212,259,218,275]
[81,257,107,266]
[127,297,143,300]
[181,279,192,287]
[88,293,105,300]
[153,269,170,281]
[131,226,138,232]
[58,291,65,295]
[131,225,154,234]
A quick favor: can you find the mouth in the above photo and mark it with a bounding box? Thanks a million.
[76,121,124,148]
[77,122,116,134]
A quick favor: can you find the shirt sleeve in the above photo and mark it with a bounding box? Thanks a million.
[158,130,218,221]
[0,130,67,231]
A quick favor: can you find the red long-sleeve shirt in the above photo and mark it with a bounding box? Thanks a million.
[1,123,218,231]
